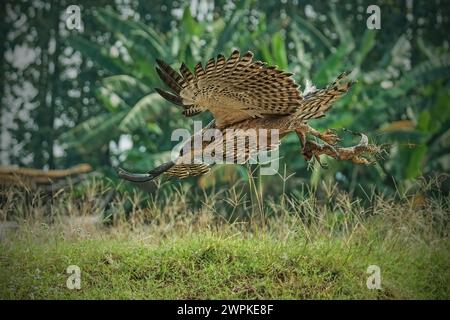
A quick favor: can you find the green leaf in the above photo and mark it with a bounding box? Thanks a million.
[182,7,202,36]
[102,75,151,106]
[67,34,125,74]
[354,29,376,67]
[59,111,127,152]
[119,93,166,133]
[405,145,427,179]
[216,2,249,50]
[271,32,288,69]
[96,8,165,56]
[291,18,333,52]
[329,7,354,51]
[393,54,450,94]
[417,111,431,132]
[95,86,130,112]
[259,40,273,65]
[313,44,348,85]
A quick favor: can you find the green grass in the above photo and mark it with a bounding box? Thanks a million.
[0,178,449,299]
[1,231,449,299]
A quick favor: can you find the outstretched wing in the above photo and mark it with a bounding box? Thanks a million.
[155,50,303,128]
[165,120,215,179]
[165,163,210,179]
[168,123,281,179]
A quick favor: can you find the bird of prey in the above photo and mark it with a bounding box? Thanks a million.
[118,50,379,186]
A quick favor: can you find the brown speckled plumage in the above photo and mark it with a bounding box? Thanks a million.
[118,50,380,185]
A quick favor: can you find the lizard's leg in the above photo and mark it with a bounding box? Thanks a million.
[295,123,338,145]
[302,140,338,168]
[295,124,338,166]
[295,127,311,162]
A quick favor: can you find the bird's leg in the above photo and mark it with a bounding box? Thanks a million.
[303,124,340,162]
[295,128,307,148]
[307,125,340,146]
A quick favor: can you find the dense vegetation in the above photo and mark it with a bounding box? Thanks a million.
[2,0,449,196]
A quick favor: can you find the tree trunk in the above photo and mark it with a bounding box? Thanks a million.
[0,1,7,164]
[47,1,63,169]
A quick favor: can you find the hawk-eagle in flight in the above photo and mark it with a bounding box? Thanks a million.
[118,50,379,187]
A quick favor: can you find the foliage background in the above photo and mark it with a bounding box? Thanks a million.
[1,0,449,198]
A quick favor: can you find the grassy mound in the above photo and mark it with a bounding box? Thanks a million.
[0,179,449,299]
[1,225,448,299]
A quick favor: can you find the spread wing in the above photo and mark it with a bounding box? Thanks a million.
[155,50,303,128]
[168,123,281,179]
[117,121,215,183]
[165,120,215,179]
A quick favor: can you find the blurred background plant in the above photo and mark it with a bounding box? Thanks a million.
[1,0,449,200]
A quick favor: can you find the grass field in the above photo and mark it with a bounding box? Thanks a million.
[0,178,449,299]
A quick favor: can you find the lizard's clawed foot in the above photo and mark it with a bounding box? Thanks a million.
[302,140,337,168]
